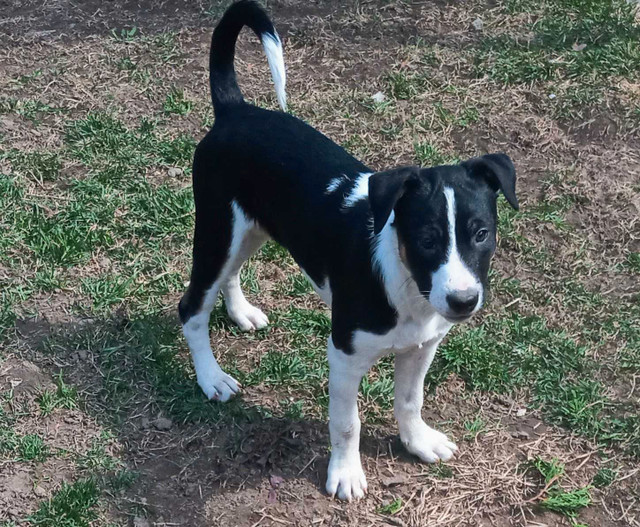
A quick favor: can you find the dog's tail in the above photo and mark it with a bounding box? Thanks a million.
[209,0,286,113]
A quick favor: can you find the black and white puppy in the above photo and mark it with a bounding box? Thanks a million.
[179,1,519,501]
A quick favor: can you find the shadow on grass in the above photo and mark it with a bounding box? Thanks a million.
[28,308,392,524]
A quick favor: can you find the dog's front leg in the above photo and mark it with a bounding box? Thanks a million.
[325,338,374,501]
[394,341,458,463]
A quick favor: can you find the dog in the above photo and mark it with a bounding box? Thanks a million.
[178,0,519,501]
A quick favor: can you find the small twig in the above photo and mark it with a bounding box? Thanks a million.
[523,474,562,504]
[297,453,319,475]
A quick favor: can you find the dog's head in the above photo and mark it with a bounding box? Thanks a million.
[369,153,518,323]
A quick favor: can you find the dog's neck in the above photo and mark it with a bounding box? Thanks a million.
[371,212,435,322]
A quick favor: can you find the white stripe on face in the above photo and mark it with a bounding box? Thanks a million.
[428,187,482,318]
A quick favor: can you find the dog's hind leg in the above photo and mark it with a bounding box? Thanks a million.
[220,210,269,331]
[179,198,265,401]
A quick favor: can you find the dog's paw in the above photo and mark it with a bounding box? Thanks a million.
[326,454,368,501]
[401,422,457,463]
[227,301,269,332]
[197,370,241,402]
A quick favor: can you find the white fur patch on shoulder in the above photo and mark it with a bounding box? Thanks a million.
[343,173,372,207]
[261,32,287,111]
[326,176,348,194]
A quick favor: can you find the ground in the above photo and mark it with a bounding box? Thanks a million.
[1,0,639,526]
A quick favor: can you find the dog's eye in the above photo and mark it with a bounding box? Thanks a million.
[475,229,489,243]
[420,230,438,249]
[420,238,434,249]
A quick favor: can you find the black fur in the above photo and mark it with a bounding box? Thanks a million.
[209,0,277,112]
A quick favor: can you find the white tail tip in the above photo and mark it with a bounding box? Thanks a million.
[261,32,287,111]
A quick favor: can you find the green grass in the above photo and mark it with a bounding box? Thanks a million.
[0,98,65,122]
[38,374,78,416]
[414,142,457,166]
[0,430,49,462]
[258,241,290,262]
[463,417,487,440]
[429,310,640,455]
[625,252,640,273]
[525,457,592,520]
[41,314,259,425]
[81,275,134,314]
[18,434,49,461]
[433,102,480,129]
[378,498,403,515]
[28,479,100,527]
[76,440,118,473]
[527,456,565,484]
[110,27,138,42]
[542,486,591,517]
[280,273,314,297]
[4,149,61,183]
[0,295,16,342]
[592,467,617,488]
[64,113,195,175]
[477,0,640,84]
[386,72,429,100]
[163,88,194,116]
[428,463,454,479]
[107,469,138,493]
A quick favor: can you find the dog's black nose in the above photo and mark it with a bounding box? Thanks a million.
[446,289,479,315]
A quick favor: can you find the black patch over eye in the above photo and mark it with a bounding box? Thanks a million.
[475,229,489,243]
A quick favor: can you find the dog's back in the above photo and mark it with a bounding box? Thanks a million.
[196,0,377,284]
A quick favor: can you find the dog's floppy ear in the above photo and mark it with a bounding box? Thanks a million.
[463,153,519,210]
[368,166,420,235]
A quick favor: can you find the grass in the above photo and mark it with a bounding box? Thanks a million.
[0,430,49,462]
[592,467,617,488]
[525,457,592,520]
[478,0,640,84]
[474,0,640,122]
[4,149,61,183]
[378,498,403,515]
[163,88,194,116]
[0,98,65,122]
[429,309,640,455]
[463,417,487,440]
[414,142,457,166]
[28,479,100,527]
[542,486,592,518]
[38,375,78,416]
[386,72,429,100]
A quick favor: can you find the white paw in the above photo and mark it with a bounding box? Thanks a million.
[401,421,458,463]
[326,454,368,501]
[197,370,241,402]
[227,301,269,331]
